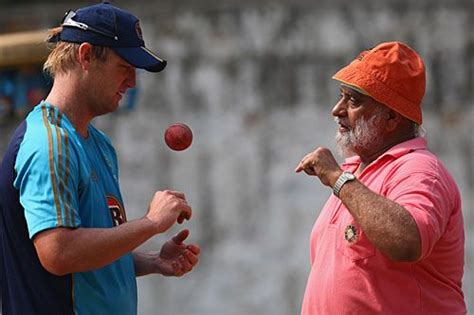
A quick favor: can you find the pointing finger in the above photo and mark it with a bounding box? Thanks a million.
[295,163,304,172]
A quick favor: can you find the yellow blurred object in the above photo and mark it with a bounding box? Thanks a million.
[0,30,50,69]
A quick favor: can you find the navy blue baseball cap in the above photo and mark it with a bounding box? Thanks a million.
[50,2,166,72]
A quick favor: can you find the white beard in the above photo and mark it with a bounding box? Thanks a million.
[335,114,385,158]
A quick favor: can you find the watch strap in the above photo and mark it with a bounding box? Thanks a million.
[333,171,355,197]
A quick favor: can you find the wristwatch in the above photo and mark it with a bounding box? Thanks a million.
[333,171,356,197]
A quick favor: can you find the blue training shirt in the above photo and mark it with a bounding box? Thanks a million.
[0,102,137,314]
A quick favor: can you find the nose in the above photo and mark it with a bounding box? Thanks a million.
[332,97,347,118]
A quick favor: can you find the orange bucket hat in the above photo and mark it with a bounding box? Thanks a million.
[332,41,426,124]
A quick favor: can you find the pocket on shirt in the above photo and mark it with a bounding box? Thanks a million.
[333,221,376,262]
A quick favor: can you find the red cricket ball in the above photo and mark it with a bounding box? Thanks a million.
[164,123,193,151]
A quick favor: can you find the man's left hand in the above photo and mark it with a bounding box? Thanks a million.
[156,229,200,277]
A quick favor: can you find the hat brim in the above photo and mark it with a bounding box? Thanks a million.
[113,46,166,72]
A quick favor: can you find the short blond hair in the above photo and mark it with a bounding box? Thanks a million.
[43,27,110,78]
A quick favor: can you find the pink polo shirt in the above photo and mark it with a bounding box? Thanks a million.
[301,137,466,315]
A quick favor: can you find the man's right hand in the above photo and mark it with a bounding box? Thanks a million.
[295,147,343,188]
[146,190,192,233]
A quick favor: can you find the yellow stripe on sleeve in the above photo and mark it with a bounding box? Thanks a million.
[54,111,73,227]
[63,127,76,226]
[41,105,62,226]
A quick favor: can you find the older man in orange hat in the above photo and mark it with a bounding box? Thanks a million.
[296,42,466,314]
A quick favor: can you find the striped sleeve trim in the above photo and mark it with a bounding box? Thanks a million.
[64,127,76,226]
[41,106,62,225]
[41,105,76,227]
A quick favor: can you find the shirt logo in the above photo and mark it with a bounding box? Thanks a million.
[107,195,127,226]
[344,224,358,243]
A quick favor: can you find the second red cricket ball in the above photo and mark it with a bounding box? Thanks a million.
[164,123,193,151]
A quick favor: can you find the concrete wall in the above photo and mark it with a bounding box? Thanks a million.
[1,1,472,314]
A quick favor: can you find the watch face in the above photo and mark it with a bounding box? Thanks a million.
[333,171,356,197]
[345,171,355,180]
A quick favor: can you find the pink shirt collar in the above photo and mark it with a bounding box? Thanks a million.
[342,137,428,170]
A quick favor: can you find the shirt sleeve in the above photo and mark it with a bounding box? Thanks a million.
[382,169,454,261]
[14,117,81,239]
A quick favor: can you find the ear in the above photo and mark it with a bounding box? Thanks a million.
[77,43,93,71]
[385,109,401,132]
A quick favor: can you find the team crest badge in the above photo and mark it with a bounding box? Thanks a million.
[107,195,127,226]
[344,224,357,243]
[135,21,143,40]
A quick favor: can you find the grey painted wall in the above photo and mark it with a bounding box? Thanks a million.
[1,1,472,314]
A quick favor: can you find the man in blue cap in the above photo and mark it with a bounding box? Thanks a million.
[0,3,200,314]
